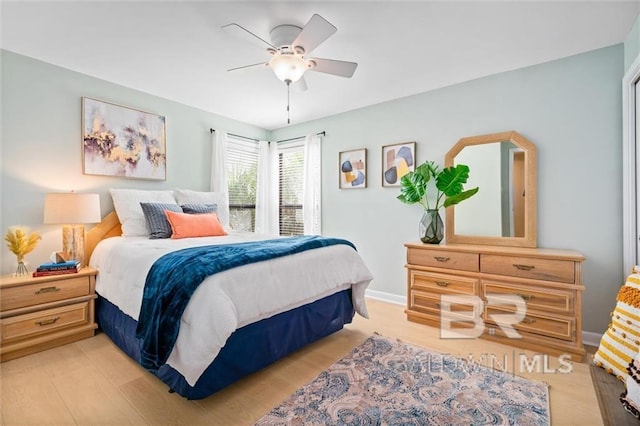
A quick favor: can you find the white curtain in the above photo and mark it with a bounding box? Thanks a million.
[303,134,322,235]
[255,140,279,235]
[210,130,230,224]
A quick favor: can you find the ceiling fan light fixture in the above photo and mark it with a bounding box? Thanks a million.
[269,53,307,84]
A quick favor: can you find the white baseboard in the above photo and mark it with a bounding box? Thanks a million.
[365,289,405,306]
[364,289,604,349]
[582,331,602,348]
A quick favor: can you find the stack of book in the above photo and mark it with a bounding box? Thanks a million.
[32,260,81,277]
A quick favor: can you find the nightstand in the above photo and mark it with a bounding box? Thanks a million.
[0,267,97,361]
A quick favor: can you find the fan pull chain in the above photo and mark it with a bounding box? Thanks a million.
[286,81,291,125]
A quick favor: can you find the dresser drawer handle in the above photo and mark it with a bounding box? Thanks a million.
[35,286,61,295]
[435,281,449,287]
[434,256,450,262]
[522,318,536,324]
[513,264,535,271]
[35,316,60,326]
[515,292,535,300]
[435,303,441,308]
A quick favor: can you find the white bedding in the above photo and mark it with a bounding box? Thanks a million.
[89,232,373,385]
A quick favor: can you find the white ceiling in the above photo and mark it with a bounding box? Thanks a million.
[2,1,638,130]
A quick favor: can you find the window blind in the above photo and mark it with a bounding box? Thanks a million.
[278,144,304,236]
[226,136,259,231]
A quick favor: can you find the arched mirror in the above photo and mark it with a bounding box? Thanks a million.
[444,131,537,248]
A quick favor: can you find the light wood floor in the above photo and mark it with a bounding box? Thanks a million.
[1,298,603,425]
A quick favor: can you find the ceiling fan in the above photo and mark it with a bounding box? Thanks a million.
[222,14,358,92]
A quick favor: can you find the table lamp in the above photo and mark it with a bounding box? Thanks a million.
[43,192,101,267]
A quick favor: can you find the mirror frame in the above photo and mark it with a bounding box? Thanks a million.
[444,130,537,248]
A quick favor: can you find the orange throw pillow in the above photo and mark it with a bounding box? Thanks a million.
[165,210,227,239]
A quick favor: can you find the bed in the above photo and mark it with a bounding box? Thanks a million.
[86,204,373,400]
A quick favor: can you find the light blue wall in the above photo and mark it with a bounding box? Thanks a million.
[272,45,624,334]
[625,15,640,71]
[0,50,268,273]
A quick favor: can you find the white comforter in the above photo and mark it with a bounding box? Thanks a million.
[90,232,373,385]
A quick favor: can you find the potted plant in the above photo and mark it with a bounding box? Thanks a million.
[397,161,479,244]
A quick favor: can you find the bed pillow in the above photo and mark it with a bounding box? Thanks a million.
[110,189,177,237]
[180,203,217,214]
[593,270,640,381]
[174,189,229,228]
[140,202,183,239]
[165,210,227,239]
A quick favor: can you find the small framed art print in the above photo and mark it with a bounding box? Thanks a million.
[339,148,367,189]
[382,141,415,187]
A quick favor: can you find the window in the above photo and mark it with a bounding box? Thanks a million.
[225,137,310,236]
[278,143,305,235]
[226,136,258,231]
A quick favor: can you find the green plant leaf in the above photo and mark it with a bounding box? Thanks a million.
[397,172,426,204]
[436,164,471,196]
[443,187,479,207]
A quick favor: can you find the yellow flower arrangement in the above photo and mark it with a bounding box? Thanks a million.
[4,226,41,264]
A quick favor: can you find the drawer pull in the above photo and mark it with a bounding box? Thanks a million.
[522,318,536,324]
[435,303,441,308]
[434,256,450,262]
[515,292,535,300]
[35,316,60,326]
[513,264,535,271]
[35,286,61,295]
[435,281,449,287]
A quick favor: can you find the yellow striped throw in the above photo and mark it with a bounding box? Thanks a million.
[593,271,640,381]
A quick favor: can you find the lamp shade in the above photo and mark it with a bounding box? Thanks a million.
[269,53,307,84]
[44,193,101,224]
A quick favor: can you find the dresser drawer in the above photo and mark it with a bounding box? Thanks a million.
[407,248,479,272]
[410,291,476,317]
[480,254,575,283]
[0,276,90,311]
[483,280,574,315]
[485,306,574,341]
[1,302,90,343]
[411,271,478,295]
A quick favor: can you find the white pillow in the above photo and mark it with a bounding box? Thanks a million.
[174,189,229,228]
[110,189,177,236]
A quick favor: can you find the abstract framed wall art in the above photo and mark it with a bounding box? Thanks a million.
[382,141,416,187]
[82,97,166,180]
[339,148,367,189]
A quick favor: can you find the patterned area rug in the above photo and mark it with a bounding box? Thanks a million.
[256,333,550,425]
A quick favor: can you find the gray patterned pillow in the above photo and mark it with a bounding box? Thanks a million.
[140,202,183,239]
[180,203,218,214]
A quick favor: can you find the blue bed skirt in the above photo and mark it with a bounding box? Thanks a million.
[96,289,355,400]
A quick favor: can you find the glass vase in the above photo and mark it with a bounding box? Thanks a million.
[419,209,444,244]
[14,256,29,277]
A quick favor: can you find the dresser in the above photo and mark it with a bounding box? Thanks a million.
[405,242,585,361]
[0,267,97,361]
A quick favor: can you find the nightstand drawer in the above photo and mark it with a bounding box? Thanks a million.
[1,301,90,343]
[411,271,478,295]
[0,276,90,311]
[483,280,574,315]
[407,248,479,272]
[480,254,575,283]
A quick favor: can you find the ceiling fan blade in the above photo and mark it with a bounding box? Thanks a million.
[291,76,308,92]
[227,62,269,72]
[222,23,276,51]
[291,14,336,55]
[308,58,358,78]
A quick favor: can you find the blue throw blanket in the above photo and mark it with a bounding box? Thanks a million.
[136,235,355,370]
